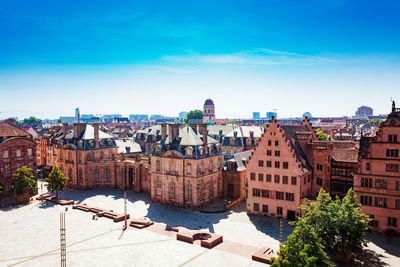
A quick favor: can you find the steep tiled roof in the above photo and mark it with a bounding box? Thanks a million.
[332,149,358,163]
[0,123,30,138]
[281,125,312,170]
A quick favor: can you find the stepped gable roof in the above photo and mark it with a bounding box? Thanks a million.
[281,125,312,170]
[0,123,30,138]
[204,99,214,105]
[332,148,358,163]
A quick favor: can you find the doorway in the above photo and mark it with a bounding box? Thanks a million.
[227,184,234,198]
[128,168,134,190]
[287,210,296,220]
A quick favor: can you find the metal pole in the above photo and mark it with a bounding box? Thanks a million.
[123,191,127,230]
[279,219,283,245]
[60,212,66,267]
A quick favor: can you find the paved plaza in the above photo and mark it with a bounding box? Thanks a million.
[1,182,400,266]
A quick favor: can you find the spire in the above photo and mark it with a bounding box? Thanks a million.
[392,99,396,113]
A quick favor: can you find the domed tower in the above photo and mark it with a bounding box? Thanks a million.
[203,98,215,122]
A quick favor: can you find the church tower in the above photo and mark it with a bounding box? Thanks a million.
[203,98,215,122]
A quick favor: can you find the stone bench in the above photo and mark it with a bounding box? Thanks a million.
[129,217,154,229]
[177,231,223,248]
[252,247,277,264]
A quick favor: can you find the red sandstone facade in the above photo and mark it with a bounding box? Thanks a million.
[246,118,314,220]
[354,102,400,234]
[0,123,37,196]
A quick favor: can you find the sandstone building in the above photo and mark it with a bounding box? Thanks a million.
[354,101,400,234]
[0,123,37,196]
[150,124,224,209]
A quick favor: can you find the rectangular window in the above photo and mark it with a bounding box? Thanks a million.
[361,177,373,188]
[4,164,9,174]
[27,148,32,156]
[259,160,264,167]
[366,162,370,171]
[317,177,323,186]
[3,150,9,159]
[250,173,256,180]
[16,149,21,158]
[266,150,272,156]
[275,140,279,146]
[262,189,269,198]
[291,176,297,185]
[283,162,288,169]
[285,193,294,201]
[389,135,398,143]
[252,188,261,197]
[268,140,271,146]
[274,150,280,157]
[360,195,372,206]
[254,203,260,212]
[276,191,284,200]
[275,161,280,168]
[274,175,280,183]
[396,181,400,191]
[375,197,387,208]
[262,205,268,213]
[388,217,397,227]
[386,164,399,173]
[266,161,272,167]
[375,179,388,189]
[386,149,399,157]
[258,173,264,182]
[395,199,400,210]
[283,176,288,184]
[277,207,283,215]
[266,174,272,182]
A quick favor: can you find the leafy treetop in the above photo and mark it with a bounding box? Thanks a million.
[13,166,37,195]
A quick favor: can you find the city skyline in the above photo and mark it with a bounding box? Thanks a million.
[1,0,400,119]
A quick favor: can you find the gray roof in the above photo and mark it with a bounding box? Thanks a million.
[233,150,253,171]
[225,125,263,138]
[115,138,142,154]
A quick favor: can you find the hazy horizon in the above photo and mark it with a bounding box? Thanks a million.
[1,1,399,120]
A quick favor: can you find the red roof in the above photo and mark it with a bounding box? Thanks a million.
[0,122,30,138]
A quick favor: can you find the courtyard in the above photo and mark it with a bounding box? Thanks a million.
[0,183,399,266]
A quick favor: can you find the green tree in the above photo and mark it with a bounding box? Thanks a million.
[185,109,204,123]
[271,222,332,267]
[367,120,383,125]
[13,166,37,195]
[297,189,370,257]
[46,166,68,199]
[316,128,328,141]
[23,116,42,125]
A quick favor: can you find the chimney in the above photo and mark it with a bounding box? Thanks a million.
[201,124,208,152]
[93,123,100,147]
[62,123,68,136]
[168,124,180,144]
[161,124,167,140]
[73,123,86,138]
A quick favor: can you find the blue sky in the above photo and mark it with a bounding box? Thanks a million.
[0,0,399,119]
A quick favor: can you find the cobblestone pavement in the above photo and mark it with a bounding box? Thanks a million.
[0,185,399,266]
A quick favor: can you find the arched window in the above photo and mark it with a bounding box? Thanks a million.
[105,169,111,183]
[199,183,205,201]
[187,184,192,201]
[78,168,83,185]
[156,179,161,196]
[209,181,214,198]
[187,163,191,175]
[156,160,161,171]
[169,182,176,199]
[94,168,100,183]
[68,168,72,180]
[209,161,213,172]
